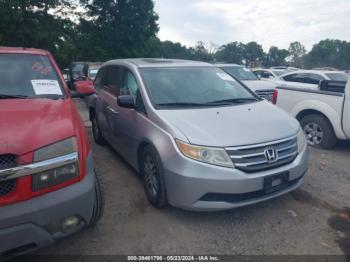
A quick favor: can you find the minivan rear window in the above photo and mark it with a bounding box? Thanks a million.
[0,54,65,99]
[140,67,258,108]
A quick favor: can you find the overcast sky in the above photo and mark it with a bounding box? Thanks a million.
[154,0,350,51]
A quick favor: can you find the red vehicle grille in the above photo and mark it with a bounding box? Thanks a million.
[0,179,16,196]
[0,154,17,169]
[0,154,17,197]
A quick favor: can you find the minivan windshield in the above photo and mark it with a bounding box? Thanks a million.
[0,54,65,99]
[222,66,259,81]
[140,67,259,109]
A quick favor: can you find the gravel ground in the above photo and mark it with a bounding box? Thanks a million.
[36,99,350,256]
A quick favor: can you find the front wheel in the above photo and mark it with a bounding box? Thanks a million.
[140,146,168,208]
[89,171,105,226]
[92,115,105,145]
[300,114,337,149]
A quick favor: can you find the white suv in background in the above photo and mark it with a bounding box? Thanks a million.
[252,68,287,79]
[275,70,349,89]
[216,64,277,102]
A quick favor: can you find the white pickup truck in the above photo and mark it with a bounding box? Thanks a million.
[275,80,350,149]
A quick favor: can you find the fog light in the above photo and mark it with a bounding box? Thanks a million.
[62,216,81,233]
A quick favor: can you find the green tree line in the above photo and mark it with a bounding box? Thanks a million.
[1,0,349,70]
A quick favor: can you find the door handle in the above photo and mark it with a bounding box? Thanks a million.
[107,106,119,115]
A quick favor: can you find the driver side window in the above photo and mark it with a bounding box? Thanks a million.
[120,69,147,114]
[121,70,139,102]
[94,67,105,90]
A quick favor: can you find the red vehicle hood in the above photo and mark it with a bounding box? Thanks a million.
[0,99,76,155]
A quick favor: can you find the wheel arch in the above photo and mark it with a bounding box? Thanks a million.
[296,109,329,122]
[292,100,344,139]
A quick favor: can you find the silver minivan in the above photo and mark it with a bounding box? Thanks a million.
[88,59,308,211]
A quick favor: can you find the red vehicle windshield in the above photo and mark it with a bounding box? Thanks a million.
[0,53,65,99]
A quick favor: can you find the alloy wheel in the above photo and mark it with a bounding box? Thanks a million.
[143,154,159,199]
[304,122,324,145]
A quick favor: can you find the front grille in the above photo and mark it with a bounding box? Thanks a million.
[0,179,16,196]
[255,89,274,102]
[0,155,17,197]
[0,154,17,169]
[226,136,298,173]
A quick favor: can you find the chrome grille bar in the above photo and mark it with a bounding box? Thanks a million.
[226,136,298,173]
[0,152,78,181]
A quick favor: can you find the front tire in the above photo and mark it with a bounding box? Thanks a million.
[140,146,168,208]
[92,114,105,145]
[89,171,105,226]
[300,114,337,149]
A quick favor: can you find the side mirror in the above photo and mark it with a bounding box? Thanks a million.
[117,95,135,108]
[72,80,95,98]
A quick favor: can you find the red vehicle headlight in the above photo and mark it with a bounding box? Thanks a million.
[32,162,79,192]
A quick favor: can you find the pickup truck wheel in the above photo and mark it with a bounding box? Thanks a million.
[92,116,105,145]
[89,171,105,226]
[300,114,337,149]
[141,145,168,208]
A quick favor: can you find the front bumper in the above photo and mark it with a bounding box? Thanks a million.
[163,144,308,211]
[0,153,96,256]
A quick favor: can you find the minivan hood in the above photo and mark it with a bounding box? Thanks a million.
[0,99,76,155]
[242,80,276,91]
[158,101,300,147]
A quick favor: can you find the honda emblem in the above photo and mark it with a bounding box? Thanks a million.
[264,148,278,163]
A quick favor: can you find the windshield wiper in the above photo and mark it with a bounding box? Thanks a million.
[0,94,30,99]
[156,99,258,108]
[156,102,213,107]
[0,94,64,100]
[35,94,64,100]
[208,98,258,104]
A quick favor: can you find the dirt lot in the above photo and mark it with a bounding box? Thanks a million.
[37,99,350,256]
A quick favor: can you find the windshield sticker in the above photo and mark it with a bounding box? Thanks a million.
[31,80,62,95]
[216,73,235,81]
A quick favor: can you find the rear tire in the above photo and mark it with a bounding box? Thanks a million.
[89,171,105,226]
[92,114,105,145]
[300,114,337,149]
[140,145,168,208]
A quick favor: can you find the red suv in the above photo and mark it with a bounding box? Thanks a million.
[0,47,104,257]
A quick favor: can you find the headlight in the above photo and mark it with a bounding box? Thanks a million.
[34,137,77,162]
[33,137,79,191]
[176,140,234,168]
[32,163,79,192]
[297,128,307,153]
